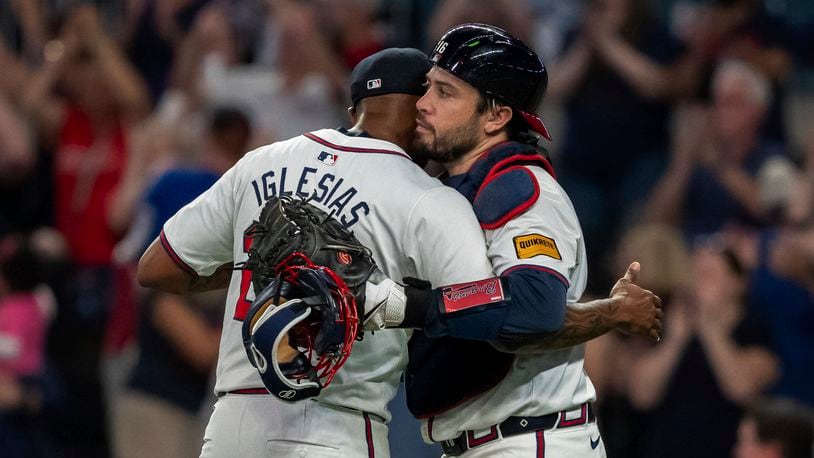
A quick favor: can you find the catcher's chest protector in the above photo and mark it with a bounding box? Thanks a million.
[405,142,555,418]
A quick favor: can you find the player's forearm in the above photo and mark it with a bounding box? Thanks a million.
[138,238,231,293]
[185,266,232,293]
[491,298,621,353]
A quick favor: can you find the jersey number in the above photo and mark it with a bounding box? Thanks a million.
[233,223,258,321]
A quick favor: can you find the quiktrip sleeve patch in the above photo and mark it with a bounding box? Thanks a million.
[473,167,540,230]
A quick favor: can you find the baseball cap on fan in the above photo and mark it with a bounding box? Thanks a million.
[350,48,432,106]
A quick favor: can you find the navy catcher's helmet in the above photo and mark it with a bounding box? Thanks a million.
[429,23,551,140]
[242,253,359,402]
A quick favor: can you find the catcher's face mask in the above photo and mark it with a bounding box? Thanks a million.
[242,253,360,402]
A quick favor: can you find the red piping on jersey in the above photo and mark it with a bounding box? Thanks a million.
[503,264,570,288]
[427,417,436,442]
[363,413,375,457]
[475,166,540,230]
[227,388,269,395]
[159,229,197,275]
[303,132,411,159]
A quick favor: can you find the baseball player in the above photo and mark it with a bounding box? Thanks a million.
[362,24,633,456]
[138,47,660,457]
[138,48,498,458]
[412,24,609,457]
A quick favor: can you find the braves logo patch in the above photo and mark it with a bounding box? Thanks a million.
[513,233,561,260]
[441,278,504,314]
[317,151,338,166]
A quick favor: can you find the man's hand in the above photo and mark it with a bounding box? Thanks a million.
[610,262,664,341]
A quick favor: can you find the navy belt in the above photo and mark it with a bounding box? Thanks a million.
[441,403,595,456]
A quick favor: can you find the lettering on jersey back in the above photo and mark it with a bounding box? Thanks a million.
[513,233,561,260]
[250,166,369,229]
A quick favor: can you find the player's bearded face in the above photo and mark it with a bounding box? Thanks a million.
[414,109,481,164]
[415,68,485,164]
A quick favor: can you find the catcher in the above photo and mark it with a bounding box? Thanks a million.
[138,48,661,457]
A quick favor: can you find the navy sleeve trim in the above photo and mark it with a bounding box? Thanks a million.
[503,264,569,288]
[159,229,197,276]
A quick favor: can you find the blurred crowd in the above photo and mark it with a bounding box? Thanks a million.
[0,0,813,457]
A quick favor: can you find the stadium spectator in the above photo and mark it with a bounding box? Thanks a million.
[548,0,700,291]
[585,222,691,457]
[645,60,784,239]
[0,235,52,458]
[16,5,150,455]
[734,397,814,458]
[203,0,346,142]
[628,238,779,457]
[683,0,793,142]
[112,107,249,458]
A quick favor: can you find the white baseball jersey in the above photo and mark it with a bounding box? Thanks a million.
[424,165,595,442]
[161,128,494,422]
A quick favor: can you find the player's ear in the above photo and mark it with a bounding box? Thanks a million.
[347,106,357,124]
[483,105,513,136]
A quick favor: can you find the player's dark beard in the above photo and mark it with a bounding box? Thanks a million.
[415,114,481,164]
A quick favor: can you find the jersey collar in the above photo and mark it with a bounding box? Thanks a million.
[304,128,412,160]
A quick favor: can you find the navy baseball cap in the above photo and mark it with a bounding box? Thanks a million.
[350,48,432,106]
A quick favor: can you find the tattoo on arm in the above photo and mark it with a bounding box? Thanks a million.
[493,298,619,353]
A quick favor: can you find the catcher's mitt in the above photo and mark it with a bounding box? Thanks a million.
[243,195,376,302]
[239,195,375,401]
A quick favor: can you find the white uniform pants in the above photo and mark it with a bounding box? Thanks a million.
[443,421,606,458]
[200,394,389,458]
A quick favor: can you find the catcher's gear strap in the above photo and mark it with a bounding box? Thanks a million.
[473,167,539,230]
[449,141,555,204]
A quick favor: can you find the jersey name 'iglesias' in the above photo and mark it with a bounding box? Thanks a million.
[249,166,370,228]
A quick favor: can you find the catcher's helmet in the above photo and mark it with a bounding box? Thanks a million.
[242,254,359,402]
[429,23,551,140]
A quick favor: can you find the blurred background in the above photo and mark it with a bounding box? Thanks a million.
[0,0,813,457]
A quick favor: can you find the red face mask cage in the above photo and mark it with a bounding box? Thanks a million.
[274,252,360,388]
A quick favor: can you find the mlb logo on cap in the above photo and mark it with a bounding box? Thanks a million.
[367,79,382,89]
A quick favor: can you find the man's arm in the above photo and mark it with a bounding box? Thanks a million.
[368,262,662,350]
[493,264,662,352]
[481,262,662,353]
[138,237,232,294]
